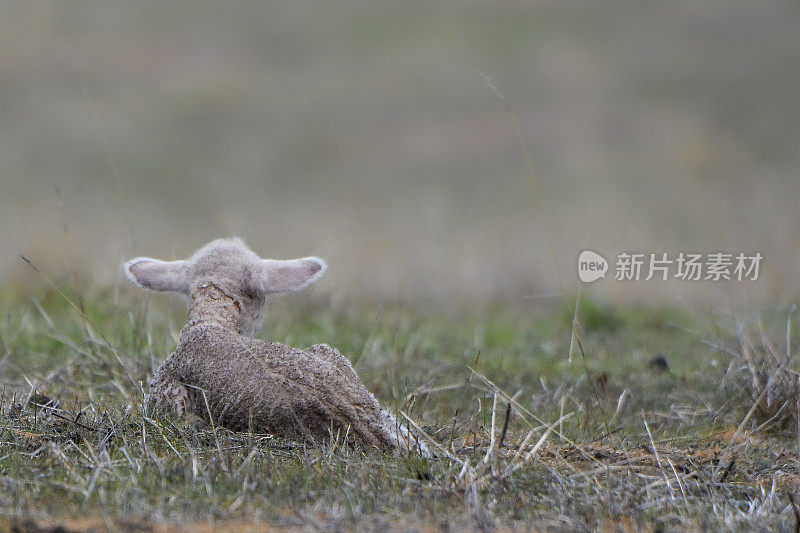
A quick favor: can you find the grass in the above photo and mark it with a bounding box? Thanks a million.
[2,284,800,531]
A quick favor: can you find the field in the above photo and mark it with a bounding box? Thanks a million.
[2,2,799,531]
[2,282,799,531]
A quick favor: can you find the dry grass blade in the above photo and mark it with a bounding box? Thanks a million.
[478,393,499,468]
[477,71,613,442]
[398,411,464,465]
[503,412,573,478]
[469,367,605,468]
[643,412,674,501]
[190,384,229,474]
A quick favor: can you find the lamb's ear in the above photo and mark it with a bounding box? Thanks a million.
[124,258,190,293]
[246,257,327,294]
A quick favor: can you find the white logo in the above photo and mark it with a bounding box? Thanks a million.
[578,250,608,283]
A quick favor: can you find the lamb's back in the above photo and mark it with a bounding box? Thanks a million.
[169,324,391,446]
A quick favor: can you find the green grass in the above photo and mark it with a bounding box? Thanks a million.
[1,285,799,531]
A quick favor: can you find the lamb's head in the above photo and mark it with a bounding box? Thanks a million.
[124,238,326,336]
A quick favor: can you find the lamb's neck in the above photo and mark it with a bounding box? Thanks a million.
[187,282,243,334]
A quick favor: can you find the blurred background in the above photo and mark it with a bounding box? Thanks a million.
[2,1,799,306]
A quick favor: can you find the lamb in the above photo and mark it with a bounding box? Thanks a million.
[124,238,429,455]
